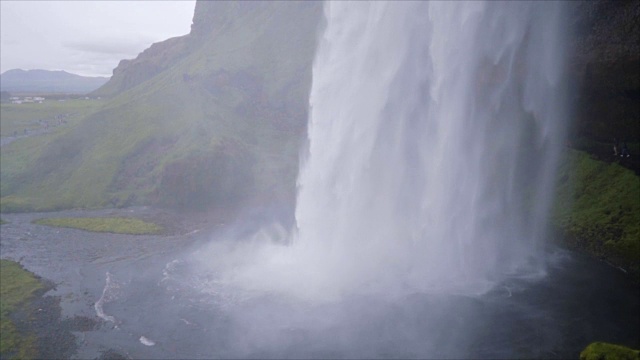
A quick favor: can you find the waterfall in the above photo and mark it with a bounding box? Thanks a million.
[201,1,568,301]
[290,1,567,296]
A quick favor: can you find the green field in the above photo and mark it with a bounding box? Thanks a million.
[32,217,163,235]
[0,98,104,137]
[0,260,44,359]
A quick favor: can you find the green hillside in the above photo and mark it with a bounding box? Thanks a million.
[1,2,323,213]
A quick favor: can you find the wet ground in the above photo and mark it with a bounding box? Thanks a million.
[1,207,638,359]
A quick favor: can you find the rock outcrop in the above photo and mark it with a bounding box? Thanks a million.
[568,1,639,153]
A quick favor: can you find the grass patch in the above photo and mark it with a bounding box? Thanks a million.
[0,99,104,137]
[32,217,163,235]
[554,150,640,278]
[0,260,44,359]
[580,342,640,360]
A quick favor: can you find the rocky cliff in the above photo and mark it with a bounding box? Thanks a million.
[92,35,190,97]
[568,0,639,157]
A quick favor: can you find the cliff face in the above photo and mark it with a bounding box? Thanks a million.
[190,1,265,37]
[568,0,639,153]
[94,1,246,97]
[556,1,640,279]
[95,0,324,210]
[94,35,190,97]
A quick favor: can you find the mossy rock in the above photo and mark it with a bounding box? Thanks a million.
[553,150,640,279]
[580,342,640,360]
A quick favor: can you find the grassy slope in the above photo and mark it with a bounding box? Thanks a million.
[0,260,44,359]
[554,150,640,277]
[0,99,106,211]
[0,2,321,213]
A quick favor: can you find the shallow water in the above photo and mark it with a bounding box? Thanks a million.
[1,209,637,359]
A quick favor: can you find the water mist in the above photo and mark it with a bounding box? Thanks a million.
[197,1,568,301]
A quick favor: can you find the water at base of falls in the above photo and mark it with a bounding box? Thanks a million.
[208,1,569,300]
[3,210,638,359]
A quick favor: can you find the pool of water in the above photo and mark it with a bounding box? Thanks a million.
[1,209,638,359]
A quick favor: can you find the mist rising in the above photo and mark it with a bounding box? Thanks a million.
[198,1,568,302]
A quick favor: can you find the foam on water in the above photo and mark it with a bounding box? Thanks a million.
[95,271,119,323]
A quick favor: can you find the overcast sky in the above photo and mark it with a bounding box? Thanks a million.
[1,1,196,78]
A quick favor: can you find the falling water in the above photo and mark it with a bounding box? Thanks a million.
[200,1,568,301]
[290,1,567,296]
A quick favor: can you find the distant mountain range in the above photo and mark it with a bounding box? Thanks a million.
[0,69,109,94]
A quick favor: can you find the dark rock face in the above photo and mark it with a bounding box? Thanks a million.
[568,1,640,161]
[190,1,264,37]
[571,1,639,67]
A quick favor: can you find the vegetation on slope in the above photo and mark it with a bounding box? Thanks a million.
[0,260,44,359]
[0,2,322,214]
[0,98,106,212]
[554,150,640,278]
[580,342,640,360]
[0,98,104,136]
[32,217,162,235]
